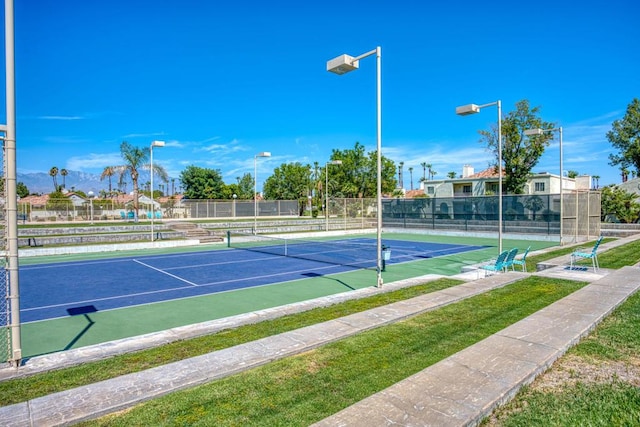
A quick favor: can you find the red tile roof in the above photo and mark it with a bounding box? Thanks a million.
[466,167,504,179]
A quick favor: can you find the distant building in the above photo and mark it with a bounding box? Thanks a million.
[418,165,591,198]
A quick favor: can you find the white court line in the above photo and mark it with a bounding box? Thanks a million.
[22,283,197,313]
[132,259,199,286]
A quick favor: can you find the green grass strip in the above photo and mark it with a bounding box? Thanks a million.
[0,278,462,406]
[85,277,585,426]
[484,290,640,426]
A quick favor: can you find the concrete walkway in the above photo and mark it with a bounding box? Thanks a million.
[1,237,638,426]
[313,266,640,426]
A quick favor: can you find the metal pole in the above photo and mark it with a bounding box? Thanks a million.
[325,163,329,232]
[150,145,154,242]
[376,46,383,288]
[5,0,21,366]
[254,155,257,234]
[559,127,563,245]
[497,100,502,254]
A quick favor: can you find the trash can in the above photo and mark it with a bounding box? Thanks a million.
[382,245,391,271]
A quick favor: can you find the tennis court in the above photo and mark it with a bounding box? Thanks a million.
[20,235,486,323]
[14,232,557,359]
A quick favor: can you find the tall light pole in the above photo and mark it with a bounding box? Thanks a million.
[327,46,383,287]
[325,160,342,232]
[254,151,271,234]
[525,126,563,245]
[456,100,502,253]
[4,0,21,366]
[150,140,165,242]
[87,191,95,225]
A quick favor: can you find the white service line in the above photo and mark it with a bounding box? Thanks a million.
[132,259,199,286]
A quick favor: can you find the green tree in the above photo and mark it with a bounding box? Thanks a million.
[60,168,68,189]
[100,166,116,196]
[235,173,254,199]
[16,182,29,198]
[480,99,555,194]
[113,141,168,219]
[179,165,227,199]
[567,170,579,178]
[447,171,457,179]
[46,189,72,215]
[600,185,640,223]
[608,98,640,177]
[49,166,59,192]
[263,162,311,214]
[329,142,396,198]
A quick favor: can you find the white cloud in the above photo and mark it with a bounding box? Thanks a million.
[39,115,84,120]
[66,152,123,171]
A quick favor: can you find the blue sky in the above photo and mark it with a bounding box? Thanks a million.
[2,0,639,192]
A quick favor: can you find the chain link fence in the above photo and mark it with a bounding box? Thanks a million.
[382,193,600,241]
[1,141,9,364]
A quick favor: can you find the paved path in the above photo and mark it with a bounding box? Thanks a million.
[1,236,638,426]
[313,267,640,426]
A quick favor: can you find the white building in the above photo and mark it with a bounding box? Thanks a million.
[420,165,591,198]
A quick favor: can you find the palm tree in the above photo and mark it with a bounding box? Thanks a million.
[426,164,434,180]
[408,167,414,190]
[447,171,457,179]
[420,162,427,183]
[101,166,116,196]
[592,175,600,189]
[49,166,59,192]
[113,141,168,221]
[430,169,437,180]
[60,168,68,189]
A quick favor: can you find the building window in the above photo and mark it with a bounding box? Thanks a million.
[486,183,498,194]
[463,185,472,194]
[427,186,435,195]
[534,182,545,192]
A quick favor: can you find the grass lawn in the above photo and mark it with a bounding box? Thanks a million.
[82,277,585,426]
[3,237,638,425]
[483,288,640,426]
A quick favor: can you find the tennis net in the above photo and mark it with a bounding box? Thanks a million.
[227,231,378,269]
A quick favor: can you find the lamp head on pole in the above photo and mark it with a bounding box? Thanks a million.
[523,128,544,136]
[326,54,359,75]
[328,160,343,166]
[455,104,481,116]
[256,151,271,158]
[151,140,165,148]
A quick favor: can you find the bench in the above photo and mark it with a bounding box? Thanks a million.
[27,237,43,247]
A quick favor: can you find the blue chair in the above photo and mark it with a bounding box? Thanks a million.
[512,246,531,272]
[120,211,126,220]
[155,211,162,219]
[480,250,509,277]
[570,236,604,272]
[502,248,519,272]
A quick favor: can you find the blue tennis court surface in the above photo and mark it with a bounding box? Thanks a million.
[20,238,485,323]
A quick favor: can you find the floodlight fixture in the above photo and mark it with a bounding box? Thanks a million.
[455,104,481,116]
[327,54,359,74]
[523,128,544,136]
